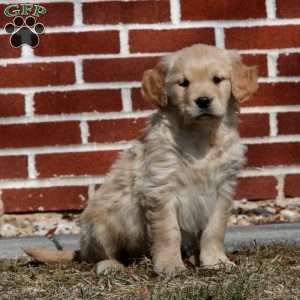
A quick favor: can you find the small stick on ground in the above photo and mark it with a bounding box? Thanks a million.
[46,228,63,250]
[47,235,63,250]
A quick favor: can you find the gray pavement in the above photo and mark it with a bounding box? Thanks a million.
[224,223,300,251]
[0,223,299,259]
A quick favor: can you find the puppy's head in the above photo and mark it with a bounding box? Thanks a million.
[142,44,258,124]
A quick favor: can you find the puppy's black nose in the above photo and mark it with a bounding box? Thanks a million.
[195,97,212,109]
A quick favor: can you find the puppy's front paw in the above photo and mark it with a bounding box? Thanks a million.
[154,259,186,275]
[201,253,235,270]
[96,259,125,275]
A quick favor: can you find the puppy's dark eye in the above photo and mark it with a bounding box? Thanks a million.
[178,78,190,88]
[213,76,224,85]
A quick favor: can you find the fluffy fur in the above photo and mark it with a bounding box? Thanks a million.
[25,44,258,275]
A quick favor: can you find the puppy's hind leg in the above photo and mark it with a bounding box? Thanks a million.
[80,219,125,275]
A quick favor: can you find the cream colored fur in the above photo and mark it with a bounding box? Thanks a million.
[25,44,258,275]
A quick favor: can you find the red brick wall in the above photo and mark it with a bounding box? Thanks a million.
[0,0,299,213]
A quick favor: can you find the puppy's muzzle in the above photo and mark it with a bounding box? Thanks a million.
[195,97,212,109]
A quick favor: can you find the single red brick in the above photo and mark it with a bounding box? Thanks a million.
[285,174,300,197]
[36,151,120,177]
[2,186,88,213]
[129,28,215,53]
[83,57,159,83]
[241,54,268,77]
[36,2,73,26]
[239,113,269,138]
[35,31,119,56]
[0,62,75,88]
[0,156,27,179]
[235,176,277,200]
[34,90,122,115]
[226,26,300,49]
[278,53,300,76]
[89,118,147,143]
[246,143,300,167]
[242,83,300,107]
[0,122,81,149]
[277,0,300,18]
[83,1,170,24]
[0,35,21,58]
[0,94,25,117]
[181,0,265,20]
[131,88,155,111]
[278,112,300,135]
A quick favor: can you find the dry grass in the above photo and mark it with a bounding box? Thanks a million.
[1,245,300,299]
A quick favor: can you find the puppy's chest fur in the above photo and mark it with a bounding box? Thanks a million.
[175,134,245,239]
[137,118,245,248]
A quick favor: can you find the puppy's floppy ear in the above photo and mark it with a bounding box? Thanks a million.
[230,58,258,102]
[141,64,167,108]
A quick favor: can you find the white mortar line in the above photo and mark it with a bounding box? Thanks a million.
[0,82,141,94]
[0,167,300,189]
[0,52,164,65]
[27,155,38,179]
[24,93,34,117]
[266,0,277,19]
[241,166,300,177]
[1,18,300,37]
[170,0,181,24]
[119,27,129,55]
[267,53,278,77]
[242,135,300,144]
[1,48,300,66]
[0,106,300,124]
[0,176,105,189]
[73,0,83,26]
[222,48,300,55]
[0,135,298,156]
[0,110,152,125]
[21,45,34,59]
[2,75,300,95]
[1,76,300,95]
[259,77,300,83]
[214,28,225,49]
[269,112,278,136]
[0,142,132,156]
[1,18,300,34]
[86,18,300,29]
[79,121,89,144]
[275,174,285,205]
[74,58,84,84]
[2,18,300,36]
[121,88,132,112]
[241,105,300,114]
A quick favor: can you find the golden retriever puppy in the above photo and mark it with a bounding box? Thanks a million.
[25,44,258,275]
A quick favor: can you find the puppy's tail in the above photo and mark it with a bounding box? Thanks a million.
[24,248,81,263]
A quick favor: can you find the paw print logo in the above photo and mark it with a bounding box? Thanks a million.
[5,16,44,48]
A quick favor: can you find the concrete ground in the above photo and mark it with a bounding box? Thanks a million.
[0,223,300,259]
